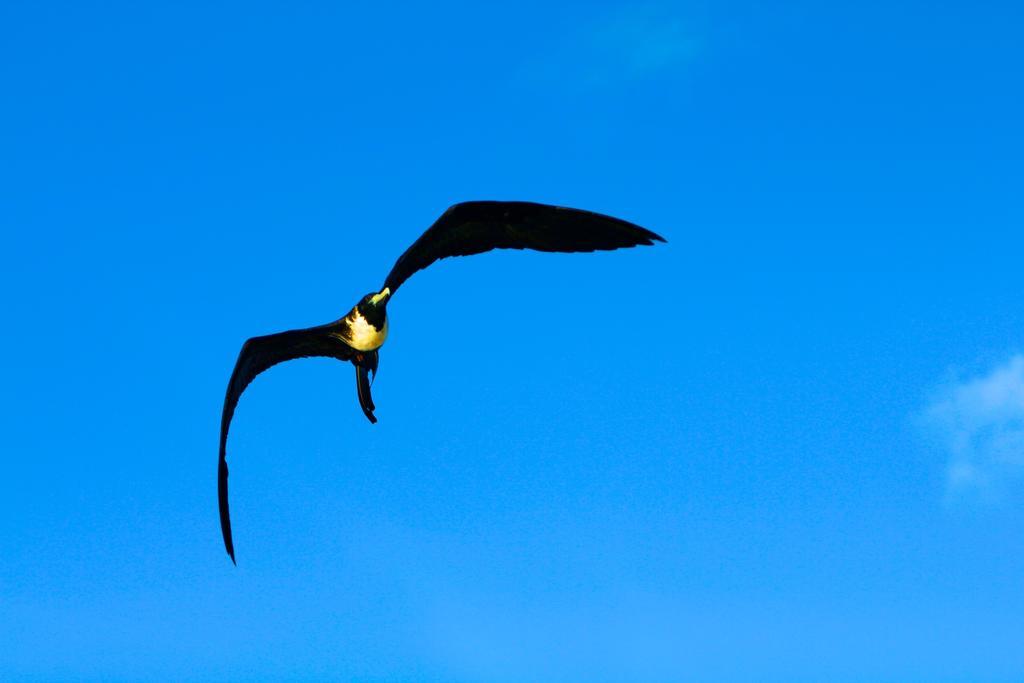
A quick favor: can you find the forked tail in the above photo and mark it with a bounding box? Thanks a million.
[355,353,378,424]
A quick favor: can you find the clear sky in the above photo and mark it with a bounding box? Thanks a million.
[2,2,1023,681]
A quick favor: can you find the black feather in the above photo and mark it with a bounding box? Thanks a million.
[355,364,377,424]
[382,201,665,294]
[218,323,354,563]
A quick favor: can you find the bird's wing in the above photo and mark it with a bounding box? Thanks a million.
[382,201,665,294]
[219,323,354,564]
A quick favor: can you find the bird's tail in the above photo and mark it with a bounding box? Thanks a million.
[355,356,377,424]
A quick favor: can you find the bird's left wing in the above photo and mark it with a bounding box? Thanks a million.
[381,201,665,295]
[219,323,354,564]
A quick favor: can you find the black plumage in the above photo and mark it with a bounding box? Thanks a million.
[383,201,664,294]
[218,324,356,563]
[218,200,665,563]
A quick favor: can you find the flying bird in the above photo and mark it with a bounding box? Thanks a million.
[219,201,665,563]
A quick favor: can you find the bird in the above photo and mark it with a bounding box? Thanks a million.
[218,200,665,563]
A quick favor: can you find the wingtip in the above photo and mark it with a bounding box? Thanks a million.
[223,531,236,565]
[643,228,667,244]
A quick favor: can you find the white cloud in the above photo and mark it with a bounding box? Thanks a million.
[524,5,700,88]
[582,7,699,83]
[925,355,1024,500]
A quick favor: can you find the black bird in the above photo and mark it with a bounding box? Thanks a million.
[219,201,665,563]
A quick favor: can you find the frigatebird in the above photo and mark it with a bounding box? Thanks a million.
[219,200,664,563]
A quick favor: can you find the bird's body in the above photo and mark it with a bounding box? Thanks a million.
[218,200,665,563]
[334,293,390,351]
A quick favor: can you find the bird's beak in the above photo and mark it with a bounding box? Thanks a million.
[368,287,391,307]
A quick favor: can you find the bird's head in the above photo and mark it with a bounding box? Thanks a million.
[356,287,391,322]
[361,287,391,309]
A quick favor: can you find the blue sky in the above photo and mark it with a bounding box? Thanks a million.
[2,1,1023,681]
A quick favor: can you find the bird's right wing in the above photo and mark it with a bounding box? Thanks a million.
[382,201,665,294]
[219,323,354,564]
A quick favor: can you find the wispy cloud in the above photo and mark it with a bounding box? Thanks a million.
[924,355,1024,501]
[526,5,700,87]
[582,7,699,83]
